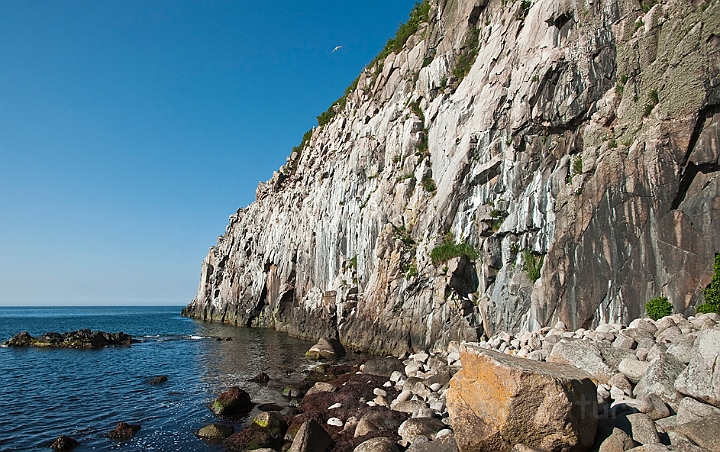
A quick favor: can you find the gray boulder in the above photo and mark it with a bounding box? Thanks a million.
[633,353,685,406]
[625,413,660,445]
[674,414,720,451]
[674,328,720,408]
[666,334,697,364]
[595,427,637,452]
[398,417,447,443]
[353,437,399,452]
[548,339,615,384]
[361,358,405,377]
[619,358,650,384]
[676,396,720,424]
[405,435,459,452]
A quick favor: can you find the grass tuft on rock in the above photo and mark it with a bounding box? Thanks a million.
[430,235,478,265]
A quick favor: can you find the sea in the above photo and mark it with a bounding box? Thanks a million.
[0,306,324,451]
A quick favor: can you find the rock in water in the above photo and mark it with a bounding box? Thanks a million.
[211,386,252,415]
[447,344,597,452]
[149,375,168,384]
[306,337,346,359]
[108,422,140,440]
[50,435,79,451]
[196,423,234,439]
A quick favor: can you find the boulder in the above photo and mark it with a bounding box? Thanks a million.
[353,436,400,452]
[354,410,403,437]
[211,386,252,415]
[50,436,79,452]
[619,359,650,384]
[447,344,598,452]
[625,414,660,445]
[595,426,636,452]
[287,419,333,452]
[548,339,615,384]
[397,417,447,443]
[391,399,428,414]
[674,327,720,408]
[676,396,720,424]
[108,421,140,440]
[405,435,460,452]
[361,358,406,377]
[666,335,697,364]
[225,429,281,451]
[253,411,287,440]
[633,354,685,406]
[636,394,670,421]
[674,414,720,451]
[196,423,234,439]
[306,337,346,359]
[305,381,337,397]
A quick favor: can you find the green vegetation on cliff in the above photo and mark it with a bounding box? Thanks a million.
[698,254,720,314]
[431,233,478,265]
[316,1,430,131]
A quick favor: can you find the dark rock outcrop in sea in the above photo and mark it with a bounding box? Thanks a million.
[211,386,253,416]
[108,422,140,440]
[50,435,79,452]
[182,0,720,356]
[3,330,132,348]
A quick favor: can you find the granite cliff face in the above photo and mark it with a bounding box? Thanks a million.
[183,0,720,355]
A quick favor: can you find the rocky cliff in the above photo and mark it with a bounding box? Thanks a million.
[183,0,720,355]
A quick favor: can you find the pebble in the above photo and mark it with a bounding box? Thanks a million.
[327,417,343,427]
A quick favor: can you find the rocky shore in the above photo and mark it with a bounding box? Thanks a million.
[2,330,132,348]
[194,312,720,452]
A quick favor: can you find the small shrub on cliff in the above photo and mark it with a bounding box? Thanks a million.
[645,296,673,320]
[421,175,436,193]
[697,254,720,314]
[522,250,544,282]
[430,236,478,265]
[453,26,481,82]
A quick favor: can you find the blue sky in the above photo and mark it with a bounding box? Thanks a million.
[0,0,418,306]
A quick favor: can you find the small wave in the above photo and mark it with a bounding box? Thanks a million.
[143,335,161,338]
[188,335,206,340]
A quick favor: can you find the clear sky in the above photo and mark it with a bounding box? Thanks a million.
[0,0,418,306]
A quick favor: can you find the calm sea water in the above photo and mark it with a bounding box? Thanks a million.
[0,306,320,451]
